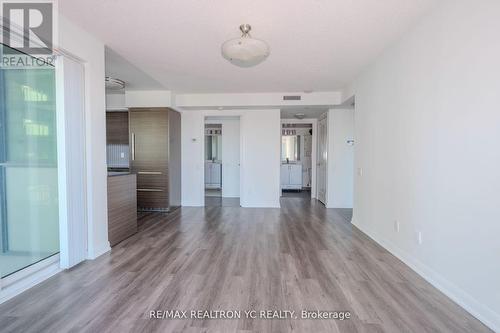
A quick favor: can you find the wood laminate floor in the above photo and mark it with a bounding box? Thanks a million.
[0,198,492,333]
[204,196,241,207]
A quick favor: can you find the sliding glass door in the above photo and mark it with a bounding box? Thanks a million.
[0,44,59,278]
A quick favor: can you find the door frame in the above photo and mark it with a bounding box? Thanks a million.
[317,113,328,204]
[280,118,318,199]
[203,115,241,206]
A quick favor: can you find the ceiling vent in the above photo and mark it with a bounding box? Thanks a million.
[283,95,301,101]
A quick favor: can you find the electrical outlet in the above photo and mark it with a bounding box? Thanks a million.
[357,167,363,177]
[394,220,400,232]
[417,231,423,245]
[120,152,125,158]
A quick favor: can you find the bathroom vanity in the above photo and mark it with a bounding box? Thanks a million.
[280,163,303,190]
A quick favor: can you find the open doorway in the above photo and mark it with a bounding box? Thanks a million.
[204,117,240,207]
[280,122,315,200]
[204,123,222,199]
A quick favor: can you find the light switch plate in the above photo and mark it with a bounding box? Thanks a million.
[394,220,400,232]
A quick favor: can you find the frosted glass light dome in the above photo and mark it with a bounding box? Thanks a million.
[221,24,270,67]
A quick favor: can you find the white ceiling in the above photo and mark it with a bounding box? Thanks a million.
[105,47,163,91]
[60,0,436,93]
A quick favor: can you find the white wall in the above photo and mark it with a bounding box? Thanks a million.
[181,111,205,206]
[327,109,354,208]
[105,93,126,110]
[240,110,281,207]
[125,90,172,108]
[168,110,182,207]
[221,119,240,198]
[59,16,110,259]
[175,91,341,108]
[108,90,172,109]
[352,0,500,330]
[181,109,281,207]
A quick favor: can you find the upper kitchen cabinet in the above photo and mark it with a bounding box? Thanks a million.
[106,111,130,169]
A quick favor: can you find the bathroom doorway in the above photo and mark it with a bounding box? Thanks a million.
[204,117,240,207]
[280,121,315,200]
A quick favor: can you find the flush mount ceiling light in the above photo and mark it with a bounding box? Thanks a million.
[221,24,270,67]
[105,76,125,90]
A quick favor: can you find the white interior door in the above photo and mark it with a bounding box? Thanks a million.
[317,116,328,204]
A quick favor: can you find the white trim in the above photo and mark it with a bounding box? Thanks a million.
[316,112,328,205]
[0,255,61,304]
[352,218,500,333]
[56,54,69,267]
[202,115,242,207]
[324,111,330,206]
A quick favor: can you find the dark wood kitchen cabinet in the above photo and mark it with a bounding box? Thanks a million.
[107,173,137,246]
[129,108,170,211]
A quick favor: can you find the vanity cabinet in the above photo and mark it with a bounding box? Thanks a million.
[281,164,303,190]
[205,162,222,189]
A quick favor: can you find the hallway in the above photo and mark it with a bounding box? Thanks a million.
[0,198,490,332]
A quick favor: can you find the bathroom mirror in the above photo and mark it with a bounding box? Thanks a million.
[281,135,300,162]
[205,135,222,161]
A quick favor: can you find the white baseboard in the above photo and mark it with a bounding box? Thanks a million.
[0,255,62,305]
[351,218,500,333]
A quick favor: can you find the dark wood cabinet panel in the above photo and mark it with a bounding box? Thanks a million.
[106,111,129,145]
[107,174,137,246]
[129,108,169,211]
